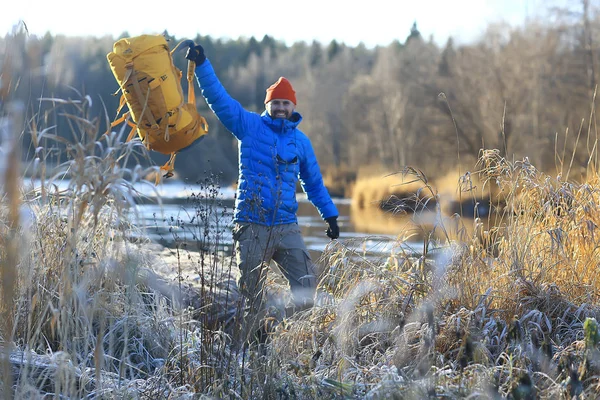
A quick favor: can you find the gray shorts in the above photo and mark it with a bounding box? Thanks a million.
[232,222,316,310]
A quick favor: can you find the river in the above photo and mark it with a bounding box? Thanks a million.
[129,180,429,262]
[23,178,431,262]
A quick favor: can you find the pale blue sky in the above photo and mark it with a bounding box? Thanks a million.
[1,0,581,48]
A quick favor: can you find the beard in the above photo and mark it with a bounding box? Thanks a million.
[271,109,290,119]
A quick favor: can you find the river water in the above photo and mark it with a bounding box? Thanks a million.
[128,180,429,261]
[24,178,430,262]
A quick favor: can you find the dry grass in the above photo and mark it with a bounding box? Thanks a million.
[322,164,357,198]
[267,152,600,398]
[0,94,244,398]
[2,57,600,399]
[351,168,436,214]
[2,100,600,397]
[434,163,506,218]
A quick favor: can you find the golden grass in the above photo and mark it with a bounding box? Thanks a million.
[2,95,600,398]
[322,164,357,198]
[433,163,506,217]
[351,168,434,213]
[268,150,600,399]
[1,72,600,398]
[349,204,434,236]
[444,151,600,309]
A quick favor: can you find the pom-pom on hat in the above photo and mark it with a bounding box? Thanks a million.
[264,77,296,105]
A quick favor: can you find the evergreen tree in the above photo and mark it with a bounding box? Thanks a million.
[406,21,422,44]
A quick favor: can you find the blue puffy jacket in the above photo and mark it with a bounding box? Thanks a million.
[194,60,338,226]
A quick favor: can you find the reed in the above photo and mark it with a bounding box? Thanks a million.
[2,60,600,400]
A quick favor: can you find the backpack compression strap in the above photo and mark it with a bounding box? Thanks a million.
[156,152,178,184]
[152,40,202,184]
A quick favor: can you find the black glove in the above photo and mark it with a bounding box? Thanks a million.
[185,44,206,65]
[325,217,340,240]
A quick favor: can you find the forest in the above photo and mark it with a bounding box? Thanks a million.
[5,3,600,399]
[2,2,599,192]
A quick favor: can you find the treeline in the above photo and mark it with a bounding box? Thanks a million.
[2,3,600,185]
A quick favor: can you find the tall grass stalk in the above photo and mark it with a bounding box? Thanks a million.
[3,64,600,398]
[1,100,24,398]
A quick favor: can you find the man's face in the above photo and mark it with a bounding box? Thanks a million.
[266,99,295,119]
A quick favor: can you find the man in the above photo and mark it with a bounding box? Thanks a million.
[186,45,339,341]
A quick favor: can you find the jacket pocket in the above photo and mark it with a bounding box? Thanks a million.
[276,153,300,177]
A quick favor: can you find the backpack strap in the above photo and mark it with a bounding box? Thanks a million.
[125,62,160,131]
[108,111,138,143]
[110,112,128,128]
[156,152,178,185]
[171,39,197,107]
[126,124,138,142]
[116,94,128,116]
[187,58,196,106]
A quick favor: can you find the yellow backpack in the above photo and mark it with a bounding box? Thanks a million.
[107,34,208,183]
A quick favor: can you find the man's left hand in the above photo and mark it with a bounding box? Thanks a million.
[325,217,340,240]
[185,44,206,65]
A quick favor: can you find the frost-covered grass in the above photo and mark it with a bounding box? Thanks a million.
[2,98,600,399]
[2,62,600,399]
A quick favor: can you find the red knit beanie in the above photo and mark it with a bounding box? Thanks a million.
[264,77,296,105]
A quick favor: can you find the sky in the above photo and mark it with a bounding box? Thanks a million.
[1,0,580,48]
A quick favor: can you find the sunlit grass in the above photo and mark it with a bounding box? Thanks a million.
[2,59,600,400]
[351,171,432,213]
[3,97,600,398]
